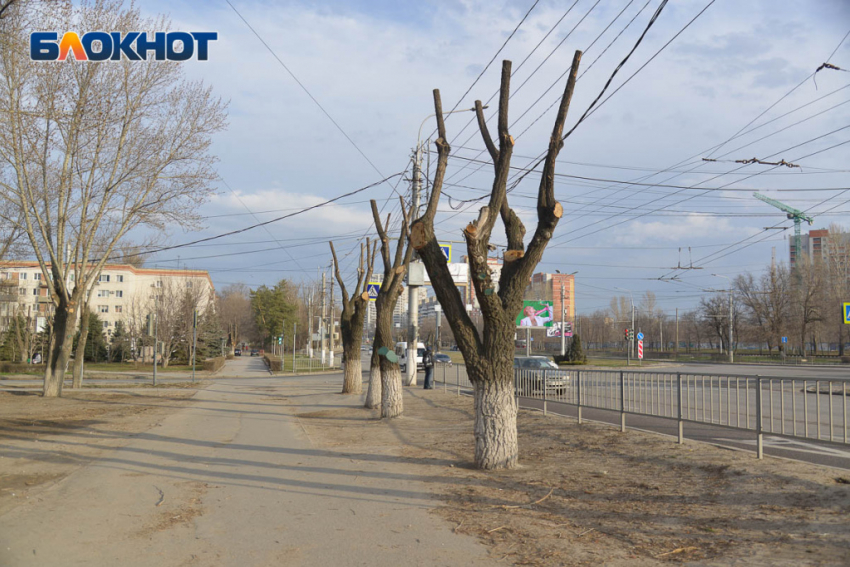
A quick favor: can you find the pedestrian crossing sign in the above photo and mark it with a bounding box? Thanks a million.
[367,282,381,301]
[439,244,451,263]
[844,302,850,324]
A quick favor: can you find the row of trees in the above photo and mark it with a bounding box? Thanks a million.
[0,1,227,395]
[575,230,849,357]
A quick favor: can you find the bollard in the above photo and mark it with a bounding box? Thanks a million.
[676,372,684,444]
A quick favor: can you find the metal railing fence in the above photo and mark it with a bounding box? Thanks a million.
[433,363,849,458]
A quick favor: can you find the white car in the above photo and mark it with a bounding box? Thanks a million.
[395,341,426,372]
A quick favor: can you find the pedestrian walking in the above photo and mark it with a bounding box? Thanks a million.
[423,346,435,389]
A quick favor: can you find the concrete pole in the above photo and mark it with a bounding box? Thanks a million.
[329,266,335,367]
[407,144,422,386]
[321,271,327,364]
[435,307,441,352]
[152,294,158,387]
[307,292,313,358]
[729,288,734,363]
[560,284,566,357]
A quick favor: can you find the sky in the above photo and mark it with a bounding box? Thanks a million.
[128,0,850,316]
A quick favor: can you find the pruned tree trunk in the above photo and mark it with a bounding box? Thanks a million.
[473,372,518,469]
[330,239,376,395]
[365,347,381,409]
[71,307,90,389]
[342,344,362,394]
[367,198,413,417]
[410,54,582,469]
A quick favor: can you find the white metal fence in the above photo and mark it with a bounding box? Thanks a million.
[433,363,850,458]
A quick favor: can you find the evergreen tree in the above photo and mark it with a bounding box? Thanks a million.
[567,333,587,364]
[110,320,131,362]
[197,308,225,359]
[73,312,108,362]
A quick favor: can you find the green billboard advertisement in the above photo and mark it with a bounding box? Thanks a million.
[516,300,554,328]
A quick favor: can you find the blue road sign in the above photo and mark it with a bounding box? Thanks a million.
[367,282,381,301]
[439,244,451,262]
[781,336,788,343]
[636,332,644,340]
[844,302,850,324]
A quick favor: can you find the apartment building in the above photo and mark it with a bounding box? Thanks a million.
[0,262,214,335]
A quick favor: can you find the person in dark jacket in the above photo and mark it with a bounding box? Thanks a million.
[423,346,435,389]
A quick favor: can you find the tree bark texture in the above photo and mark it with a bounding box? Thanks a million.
[342,345,363,395]
[365,347,381,409]
[71,307,90,389]
[43,298,78,397]
[473,371,518,469]
[409,54,582,469]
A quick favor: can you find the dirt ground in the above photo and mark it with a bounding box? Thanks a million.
[296,387,850,567]
[0,386,203,516]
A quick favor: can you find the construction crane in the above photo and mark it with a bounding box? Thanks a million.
[753,192,814,264]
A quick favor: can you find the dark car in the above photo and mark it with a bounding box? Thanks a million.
[434,353,452,367]
[234,348,242,356]
[250,349,259,356]
[513,356,569,395]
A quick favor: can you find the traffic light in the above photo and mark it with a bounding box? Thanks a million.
[277,336,282,345]
[146,313,154,336]
[624,328,629,341]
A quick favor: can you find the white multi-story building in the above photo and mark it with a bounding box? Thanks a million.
[0,262,214,335]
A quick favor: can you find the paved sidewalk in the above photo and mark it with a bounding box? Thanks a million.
[0,372,491,566]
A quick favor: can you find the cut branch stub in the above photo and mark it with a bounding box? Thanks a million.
[553,202,563,218]
[360,291,370,301]
[464,223,479,239]
[504,249,524,263]
[410,222,429,250]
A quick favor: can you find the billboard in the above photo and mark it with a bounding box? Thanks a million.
[546,322,573,338]
[516,300,554,328]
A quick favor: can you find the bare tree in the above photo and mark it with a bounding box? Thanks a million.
[0,2,227,396]
[366,197,413,416]
[409,54,581,470]
[329,238,376,394]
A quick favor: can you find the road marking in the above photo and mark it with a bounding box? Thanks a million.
[716,437,850,459]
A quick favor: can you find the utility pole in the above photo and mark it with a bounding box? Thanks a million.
[728,288,734,364]
[307,292,313,358]
[191,309,197,383]
[329,263,335,367]
[152,293,159,387]
[560,283,566,357]
[435,305,441,352]
[321,271,327,364]
[293,322,297,373]
[407,143,422,386]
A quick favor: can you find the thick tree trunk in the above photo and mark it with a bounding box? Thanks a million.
[71,310,90,389]
[43,301,78,397]
[341,343,362,394]
[374,300,403,418]
[365,348,381,409]
[381,361,403,419]
[472,374,518,470]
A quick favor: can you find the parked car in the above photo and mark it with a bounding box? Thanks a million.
[250,349,259,356]
[434,353,452,366]
[513,356,569,395]
[234,348,242,356]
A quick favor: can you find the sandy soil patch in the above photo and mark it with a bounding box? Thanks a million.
[295,387,850,566]
[0,387,203,515]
